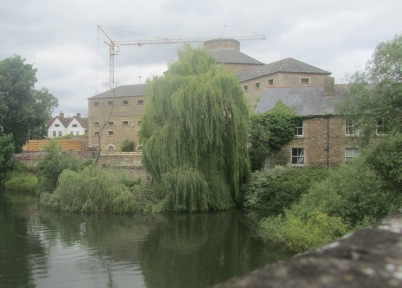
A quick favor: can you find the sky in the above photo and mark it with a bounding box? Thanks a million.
[1,0,401,117]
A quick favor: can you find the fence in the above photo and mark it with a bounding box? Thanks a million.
[22,139,88,152]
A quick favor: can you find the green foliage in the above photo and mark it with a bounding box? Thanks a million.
[0,134,15,186]
[249,101,298,171]
[4,174,38,194]
[0,55,58,151]
[121,139,135,152]
[259,155,401,252]
[36,141,81,193]
[141,46,250,212]
[242,166,330,214]
[364,133,402,192]
[293,157,400,227]
[40,167,138,213]
[260,211,348,253]
[336,35,402,140]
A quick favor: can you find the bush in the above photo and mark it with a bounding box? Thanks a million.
[260,211,348,252]
[242,166,330,214]
[4,174,38,194]
[293,157,400,227]
[36,141,82,193]
[40,167,138,213]
[121,139,135,152]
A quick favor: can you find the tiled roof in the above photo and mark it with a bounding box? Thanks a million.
[89,84,146,99]
[255,85,347,116]
[48,116,88,129]
[238,58,331,82]
[209,49,264,65]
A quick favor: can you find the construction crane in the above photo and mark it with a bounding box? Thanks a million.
[97,25,265,88]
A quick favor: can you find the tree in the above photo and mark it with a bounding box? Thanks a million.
[249,101,297,171]
[0,133,15,187]
[337,34,402,139]
[0,55,58,151]
[141,46,250,212]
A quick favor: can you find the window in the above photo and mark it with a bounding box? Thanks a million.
[94,121,99,126]
[345,148,360,163]
[123,100,129,105]
[268,79,274,85]
[108,130,114,136]
[345,119,359,136]
[295,119,303,136]
[94,101,99,106]
[137,121,142,126]
[243,85,248,92]
[72,124,77,128]
[108,101,114,105]
[376,119,388,135]
[122,120,129,126]
[108,121,114,126]
[138,99,144,105]
[291,148,305,165]
[255,82,260,89]
[55,124,60,127]
[52,131,56,137]
[70,131,73,135]
[94,132,100,136]
[58,131,62,136]
[300,78,310,85]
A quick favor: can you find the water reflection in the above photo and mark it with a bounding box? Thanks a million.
[0,195,292,288]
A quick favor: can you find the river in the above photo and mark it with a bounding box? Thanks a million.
[0,192,292,288]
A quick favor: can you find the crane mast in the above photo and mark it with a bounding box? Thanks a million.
[97,25,265,88]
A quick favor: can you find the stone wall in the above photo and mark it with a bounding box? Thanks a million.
[214,212,402,288]
[271,116,360,167]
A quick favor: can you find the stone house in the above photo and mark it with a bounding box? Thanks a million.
[48,112,88,138]
[255,85,361,167]
[87,84,145,152]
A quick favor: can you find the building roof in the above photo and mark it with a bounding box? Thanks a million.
[255,85,347,116]
[238,58,331,82]
[48,113,88,129]
[209,48,264,65]
[89,84,146,99]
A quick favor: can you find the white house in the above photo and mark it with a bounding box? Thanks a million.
[48,112,88,138]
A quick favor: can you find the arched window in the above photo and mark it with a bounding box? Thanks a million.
[107,144,116,151]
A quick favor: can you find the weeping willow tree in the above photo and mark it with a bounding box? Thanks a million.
[141,46,250,212]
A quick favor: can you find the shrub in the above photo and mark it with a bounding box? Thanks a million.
[36,141,82,193]
[242,166,330,214]
[260,211,348,252]
[4,174,38,194]
[293,157,400,227]
[121,139,135,152]
[40,167,138,213]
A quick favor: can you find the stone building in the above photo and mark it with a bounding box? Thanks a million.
[255,85,361,167]
[87,84,145,152]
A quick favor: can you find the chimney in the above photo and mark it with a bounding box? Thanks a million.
[59,112,64,118]
[76,113,81,118]
[324,77,335,97]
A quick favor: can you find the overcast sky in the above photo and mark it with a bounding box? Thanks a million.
[1,0,401,117]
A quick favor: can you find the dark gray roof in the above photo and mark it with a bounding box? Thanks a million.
[89,84,146,99]
[255,85,347,116]
[209,49,264,65]
[238,58,331,82]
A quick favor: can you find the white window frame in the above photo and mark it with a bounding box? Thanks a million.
[345,148,360,163]
[295,119,304,136]
[291,148,305,165]
[345,119,359,136]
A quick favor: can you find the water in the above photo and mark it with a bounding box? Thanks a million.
[0,193,292,288]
